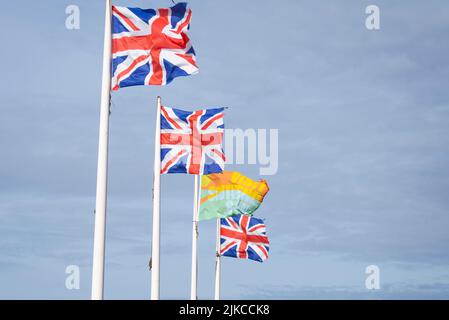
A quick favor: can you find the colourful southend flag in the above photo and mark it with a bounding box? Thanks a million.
[160,106,225,175]
[199,171,269,221]
[111,2,198,90]
[220,214,270,262]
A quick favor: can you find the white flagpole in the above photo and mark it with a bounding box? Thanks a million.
[214,218,221,300]
[190,174,200,299]
[151,96,162,300]
[91,0,112,300]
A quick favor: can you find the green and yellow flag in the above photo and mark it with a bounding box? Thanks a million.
[199,171,269,221]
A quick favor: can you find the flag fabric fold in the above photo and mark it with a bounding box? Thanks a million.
[111,2,198,90]
[199,171,269,221]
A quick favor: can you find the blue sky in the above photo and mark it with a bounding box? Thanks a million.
[1,0,449,299]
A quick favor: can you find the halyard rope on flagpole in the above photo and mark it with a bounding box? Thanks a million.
[91,0,112,300]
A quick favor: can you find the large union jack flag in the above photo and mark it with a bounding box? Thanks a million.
[220,214,270,263]
[111,2,198,90]
[160,106,225,175]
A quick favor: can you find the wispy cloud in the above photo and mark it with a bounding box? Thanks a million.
[1,0,449,299]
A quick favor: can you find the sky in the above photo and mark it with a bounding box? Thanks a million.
[1,0,449,299]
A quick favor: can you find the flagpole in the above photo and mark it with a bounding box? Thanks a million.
[151,96,162,300]
[91,0,112,300]
[214,218,221,300]
[190,174,200,299]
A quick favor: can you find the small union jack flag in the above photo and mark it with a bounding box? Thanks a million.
[111,2,198,90]
[160,106,225,175]
[220,215,270,263]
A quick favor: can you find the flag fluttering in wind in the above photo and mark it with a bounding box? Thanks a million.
[160,106,225,175]
[111,2,198,90]
[210,173,270,296]
[199,171,269,221]
[220,214,270,263]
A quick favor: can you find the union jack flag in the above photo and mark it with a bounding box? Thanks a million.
[160,106,225,175]
[220,214,270,263]
[111,2,198,90]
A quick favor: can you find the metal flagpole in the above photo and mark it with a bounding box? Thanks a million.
[214,217,221,300]
[91,0,112,300]
[151,96,162,300]
[190,174,200,299]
